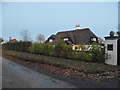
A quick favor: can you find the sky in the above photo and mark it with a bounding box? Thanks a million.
[1,0,120,2]
[0,2,119,41]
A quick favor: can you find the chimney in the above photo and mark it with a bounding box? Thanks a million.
[75,24,80,30]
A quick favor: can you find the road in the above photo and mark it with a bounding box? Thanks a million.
[2,57,77,88]
[2,56,119,88]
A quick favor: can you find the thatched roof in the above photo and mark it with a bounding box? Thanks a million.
[46,28,98,45]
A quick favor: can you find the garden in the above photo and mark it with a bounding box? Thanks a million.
[2,41,119,81]
[2,40,105,63]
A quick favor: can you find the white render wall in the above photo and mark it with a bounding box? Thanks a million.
[105,39,118,65]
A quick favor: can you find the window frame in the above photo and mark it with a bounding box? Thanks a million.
[107,44,113,51]
[63,37,69,41]
[49,39,53,42]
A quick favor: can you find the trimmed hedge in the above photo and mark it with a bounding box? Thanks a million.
[2,41,32,52]
[90,44,105,63]
[53,40,73,58]
[29,41,105,63]
[3,50,117,74]
[2,40,105,63]
[29,43,53,56]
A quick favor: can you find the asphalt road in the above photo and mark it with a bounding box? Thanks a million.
[2,56,119,88]
[2,57,77,88]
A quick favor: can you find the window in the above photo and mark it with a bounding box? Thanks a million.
[64,38,69,41]
[49,39,53,42]
[107,44,113,51]
[91,38,96,42]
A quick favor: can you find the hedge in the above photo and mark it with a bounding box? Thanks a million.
[29,43,54,56]
[29,41,105,63]
[2,41,32,52]
[2,40,105,63]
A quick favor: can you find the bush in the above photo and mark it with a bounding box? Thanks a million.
[2,41,32,52]
[53,40,72,58]
[29,41,73,59]
[3,40,105,63]
[41,43,54,56]
[68,44,105,63]
[29,43,54,56]
[70,51,92,62]
[89,43,105,63]
[29,43,41,54]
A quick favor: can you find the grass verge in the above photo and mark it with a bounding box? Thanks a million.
[2,50,119,74]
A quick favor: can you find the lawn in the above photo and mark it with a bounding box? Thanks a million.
[2,50,119,74]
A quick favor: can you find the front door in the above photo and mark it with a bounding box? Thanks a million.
[117,39,120,65]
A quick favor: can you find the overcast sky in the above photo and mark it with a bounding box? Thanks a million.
[0,2,119,41]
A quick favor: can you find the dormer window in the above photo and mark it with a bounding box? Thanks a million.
[64,38,69,41]
[91,37,97,42]
[49,39,53,42]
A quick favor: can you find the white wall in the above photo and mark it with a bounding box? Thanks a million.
[105,39,118,65]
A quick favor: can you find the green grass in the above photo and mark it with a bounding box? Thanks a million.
[2,50,119,74]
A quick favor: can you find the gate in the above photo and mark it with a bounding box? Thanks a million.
[117,39,120,65]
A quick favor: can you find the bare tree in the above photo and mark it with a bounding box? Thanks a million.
[36,34,45,43]
[20,30,31,42]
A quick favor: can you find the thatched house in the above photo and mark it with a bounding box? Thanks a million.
[45,25,100,45]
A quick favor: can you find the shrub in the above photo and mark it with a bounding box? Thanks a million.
[2,41,32,52]
[70,51,92,62]
[29,43,41,54]
[29,43,54,56]
[90,44,105,63]
[29,41,73,59]
[53,40,72,58]
[41,43,54,56]
[3,40,105,63]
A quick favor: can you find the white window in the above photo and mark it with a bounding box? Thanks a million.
[49,39,53,42]
[91,38,96,42]
[64,38,69,41]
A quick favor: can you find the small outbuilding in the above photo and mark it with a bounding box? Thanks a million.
[104,31,120,65]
